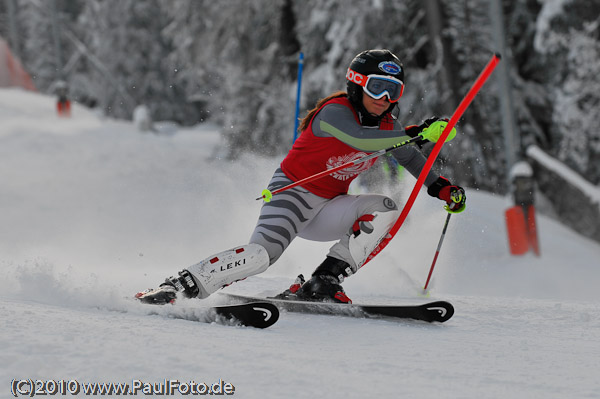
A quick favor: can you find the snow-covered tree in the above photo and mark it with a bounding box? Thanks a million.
[533,0,600,184]
[17,0,61,91]
[76,0,195,122]
[10,0,600,241]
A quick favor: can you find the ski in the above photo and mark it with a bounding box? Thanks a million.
[142,301,280,329]
[211,302,279,329]
[221,293,454,323]
[135,286,279,328]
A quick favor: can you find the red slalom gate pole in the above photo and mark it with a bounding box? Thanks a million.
[362,53,501,268]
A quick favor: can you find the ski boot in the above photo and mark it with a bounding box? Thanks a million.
[296,257,353,304]
[136,270,199,305]
[273,274,306,299]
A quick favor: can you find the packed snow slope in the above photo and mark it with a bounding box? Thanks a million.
[1,88,599,398]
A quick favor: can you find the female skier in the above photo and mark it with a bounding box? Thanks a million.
[137,49,466,305]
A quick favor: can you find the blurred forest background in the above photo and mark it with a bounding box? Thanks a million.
[1,0,599,242]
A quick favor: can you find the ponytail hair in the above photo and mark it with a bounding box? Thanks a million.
[297,91,347,134]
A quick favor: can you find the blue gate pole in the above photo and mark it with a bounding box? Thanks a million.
[293,52,304,142]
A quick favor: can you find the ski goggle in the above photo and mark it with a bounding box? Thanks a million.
[346,68,405,103]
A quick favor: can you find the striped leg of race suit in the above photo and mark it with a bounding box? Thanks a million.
[249,168,399,272]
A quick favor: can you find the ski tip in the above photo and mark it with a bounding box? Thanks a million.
[249,302,280,328]
[429,301,454,322]
[494,52,502,60]
[214,302,280,329]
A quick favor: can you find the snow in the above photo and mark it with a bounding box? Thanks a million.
[534,0,568,53]
[527,144,600,207]
[1,87,600,398]
[510,160,533,178]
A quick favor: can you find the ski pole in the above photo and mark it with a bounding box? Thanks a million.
[423,212,452,292]
[256,135,423,201]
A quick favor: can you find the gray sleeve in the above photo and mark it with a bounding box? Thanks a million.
[312,103,413,152]
[391,146,440,187]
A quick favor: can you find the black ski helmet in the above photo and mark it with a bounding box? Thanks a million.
[346,49,404,116]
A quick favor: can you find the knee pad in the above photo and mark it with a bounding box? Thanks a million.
[348,209,399,269]
[185,243,270,298]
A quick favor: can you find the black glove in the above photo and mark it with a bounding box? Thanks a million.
[427,176,466,213]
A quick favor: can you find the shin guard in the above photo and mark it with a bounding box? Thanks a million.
[185,243,270,298]
[348,210,399,269]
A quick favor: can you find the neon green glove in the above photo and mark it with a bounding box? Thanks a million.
[419,120,457,143]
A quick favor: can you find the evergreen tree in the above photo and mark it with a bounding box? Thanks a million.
[77,0,193,122]
[9,0,600,241]
[17,0,59,91]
